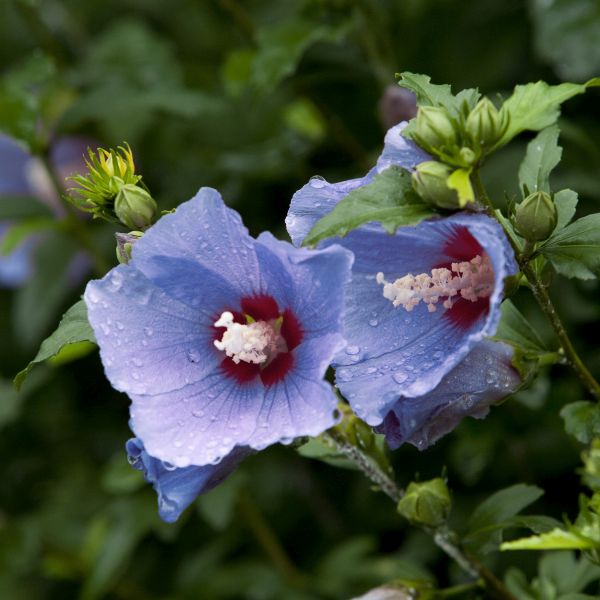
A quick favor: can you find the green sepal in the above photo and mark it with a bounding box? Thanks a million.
[446,167,474,207]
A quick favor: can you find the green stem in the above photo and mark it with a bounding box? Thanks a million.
[471,170,495,212]
[39,152,110,276]
[473,169,600,400]
[324,432,516,599]
[521,261,600,400]
[237,489,304,586]
[323,431,402,502]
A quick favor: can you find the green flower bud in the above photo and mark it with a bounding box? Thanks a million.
[513,191,557,242]
[465,98,507,148]
[114,184,157,230]
[412,161,461,210]
[413,106,457,153]
[115,231,143,264]
[397,478,451,528]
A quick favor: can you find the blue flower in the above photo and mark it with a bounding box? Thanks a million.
[286,124,520,448]
[126,437,250,522]
[85,188,353,471]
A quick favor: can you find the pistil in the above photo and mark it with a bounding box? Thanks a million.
[376,254,494,313]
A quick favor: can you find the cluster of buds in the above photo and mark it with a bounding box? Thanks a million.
[408,96,509,210]
[67,144,157,231]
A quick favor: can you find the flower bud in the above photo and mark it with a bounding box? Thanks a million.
[397,478,451,528]
[465,98,507,148]
[412,161,460,210]
[412,106,457,153]
[513,191,557,242]
[114,184,157,230]
[115,231,143,264]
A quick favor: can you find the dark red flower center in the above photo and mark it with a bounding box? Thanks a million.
[213,294,303,386]
[438,225,491,330]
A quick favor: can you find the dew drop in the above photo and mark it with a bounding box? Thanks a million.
[393,372,408,384]
[309,175,326,189]
[345,345,360,355]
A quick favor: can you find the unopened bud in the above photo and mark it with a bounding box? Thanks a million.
[412,161,460,210]
[397,478,451,528]
[465,98,507,148]
[513,191,557,241]
[412,106,457,153]
[116,231,143,264]
[114,184,157,230]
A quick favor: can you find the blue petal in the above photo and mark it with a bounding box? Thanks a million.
[129,372,264,468]
[126,437,249,523]
[285,123,428,247]
[254,232,353,340]
[84,265,229,397]
[375,122,430,174]
[285,176,367,247]
[377,341,521,450]
[334,213,517,425]
[131,187,261,298]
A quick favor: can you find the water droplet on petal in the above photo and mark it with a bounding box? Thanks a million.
[309,175,327,189]
[345,345,360,355]
[393,372,408,384]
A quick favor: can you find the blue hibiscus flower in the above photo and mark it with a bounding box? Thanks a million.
[286,123,520,449]
[85,187,353,472]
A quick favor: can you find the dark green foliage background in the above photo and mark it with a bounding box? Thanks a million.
[1,0,600,598]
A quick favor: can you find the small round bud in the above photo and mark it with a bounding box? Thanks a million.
[397,478,451,528]
[413,106,457,153]
[513,191,557,242]
[114,184,157,230]
[465,98,507,148]
[412,161,460,210]
[115,231,144,264]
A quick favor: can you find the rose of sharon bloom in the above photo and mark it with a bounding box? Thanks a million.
[286,124,521,449]
[85,188,353,474]
[126,437,250,522]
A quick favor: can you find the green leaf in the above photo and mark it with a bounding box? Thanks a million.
[531,0,600,81]
[554,189,579,231]
[296,437,357,471]
[0,218,57,255]
[494,300,548,355]
[465,484,544,552]
[303,167,434,247]
[501,528,598,551]
[0,52,56,150]
[446,167,474,206]
[496,80,597,149]
[251,19,352,91]
[397,71,480,115]
[561,402,600,444]
[518,125,562,194]
[14,300,96,390]
[539,213,600,279]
